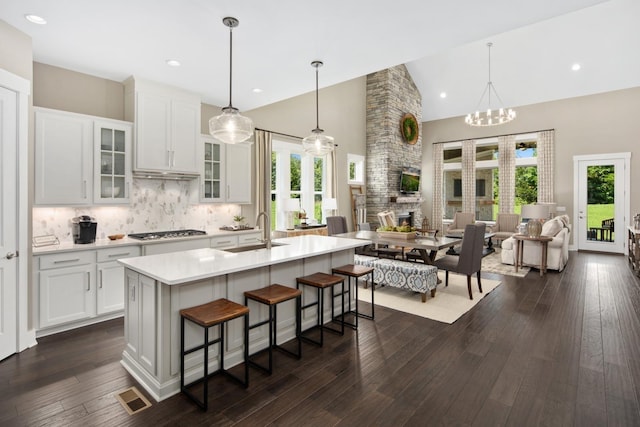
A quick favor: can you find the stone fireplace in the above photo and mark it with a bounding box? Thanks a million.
[365,65,423,228]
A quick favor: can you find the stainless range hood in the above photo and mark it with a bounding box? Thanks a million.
[132,170,199,180]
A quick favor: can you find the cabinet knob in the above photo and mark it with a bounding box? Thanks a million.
[5,251,18,260]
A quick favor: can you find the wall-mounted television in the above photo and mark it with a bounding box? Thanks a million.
[400,167,421,193]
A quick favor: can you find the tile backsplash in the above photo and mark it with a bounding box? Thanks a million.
[32,179,246,243]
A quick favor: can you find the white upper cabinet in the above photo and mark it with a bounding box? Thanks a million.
[200,135,251,203]
[94,120,133,204]
[125,77,200,175]
[35,109,93,205]
[35,108,132,206]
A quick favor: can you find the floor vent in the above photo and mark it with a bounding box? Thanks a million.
[115,386,152,415]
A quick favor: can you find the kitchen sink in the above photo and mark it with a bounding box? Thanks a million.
[223,242,287,253]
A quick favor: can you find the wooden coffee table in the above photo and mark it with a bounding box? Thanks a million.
[513,234,553,276]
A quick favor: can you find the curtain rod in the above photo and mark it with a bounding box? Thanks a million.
[434,128,555,145]
[255,127,302,141]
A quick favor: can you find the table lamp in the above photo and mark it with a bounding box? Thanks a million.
[322,197,337,218]
[285,198,300,230]
[521,204,549,237]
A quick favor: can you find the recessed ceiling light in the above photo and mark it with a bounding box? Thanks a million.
[252,88,263,93]
[572,63,581,71]
[440,92,447,98]
[25,14,47,25]
[166,59,181,67]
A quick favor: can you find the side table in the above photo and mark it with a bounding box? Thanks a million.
[513,234,553,277]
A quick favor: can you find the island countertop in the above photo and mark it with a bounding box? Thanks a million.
[118,235,369,285]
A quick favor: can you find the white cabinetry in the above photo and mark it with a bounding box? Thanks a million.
[125,78,200,175]
[35,245,140,335]
[34,108,132,206]
[124,270,157,375]
[94,120,133,204]
[38,252,95,328]
[35,108,92,205]
[201,135,251,203]
[97,246,141,314]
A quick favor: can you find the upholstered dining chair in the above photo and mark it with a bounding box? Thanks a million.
[434,222,486,299]
[326,216,348,235]
[445,212,475,237]
[490,213,521,243]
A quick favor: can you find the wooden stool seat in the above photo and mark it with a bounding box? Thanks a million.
[296,272,344,288]
[296,272,346,347]
[180,298,249,411]
[180,298,249,327]
[244,284,302,374]
[332,264,376,324]
[244,284,302,305]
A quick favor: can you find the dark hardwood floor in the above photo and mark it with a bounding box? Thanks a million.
[2,251,640,426]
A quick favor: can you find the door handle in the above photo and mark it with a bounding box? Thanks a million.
[5,252,18,260]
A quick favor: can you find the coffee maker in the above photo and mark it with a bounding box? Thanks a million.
[72,215,97,244]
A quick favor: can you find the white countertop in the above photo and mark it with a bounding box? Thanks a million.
[32,228,260,255]
[118,235,369,285]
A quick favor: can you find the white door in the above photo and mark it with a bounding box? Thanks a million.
[574,154,630,253]
[0,86,18,360]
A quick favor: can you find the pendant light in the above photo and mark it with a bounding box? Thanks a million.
[302,61,334,156]
[209,17,254,144]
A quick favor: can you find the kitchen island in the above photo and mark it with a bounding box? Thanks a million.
[117,234,369,401]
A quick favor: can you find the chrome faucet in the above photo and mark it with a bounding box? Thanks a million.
[256,211,272,249]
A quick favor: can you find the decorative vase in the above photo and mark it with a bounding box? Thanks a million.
[526,219,542,237]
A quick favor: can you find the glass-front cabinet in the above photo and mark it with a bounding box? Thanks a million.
[203,139,223,201]
[94,120,132,204]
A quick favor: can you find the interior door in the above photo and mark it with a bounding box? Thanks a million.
[0,86,18,361]
[575,155,628,254]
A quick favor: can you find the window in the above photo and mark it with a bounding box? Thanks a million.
[442,135,538,221]
[348,153,365,185]
[271,139,327,230]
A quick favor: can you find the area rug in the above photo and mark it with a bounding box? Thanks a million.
[358,274,501,324]
[481,249,530,278]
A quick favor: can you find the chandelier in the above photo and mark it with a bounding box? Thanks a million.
[302,61,334,156]
[465,42,516,127]
[209,17,254,144]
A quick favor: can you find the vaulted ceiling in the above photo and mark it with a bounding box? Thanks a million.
[3,0,639,121]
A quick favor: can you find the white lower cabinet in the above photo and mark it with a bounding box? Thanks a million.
[97,246,141,314]
[35,245,140,335]
[39,260,95,329]
[124,270,157,376]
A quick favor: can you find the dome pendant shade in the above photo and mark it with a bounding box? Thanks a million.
[209,107,254,144]
[209,16,254,144]
[303,60,334,156]
[302,128,334,156]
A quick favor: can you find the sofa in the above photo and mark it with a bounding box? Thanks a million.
[501,215,571,272]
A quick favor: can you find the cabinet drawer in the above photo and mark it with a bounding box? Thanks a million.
[39,251,95,270]
[210,235,238,249]
[97,246,141,262]
[238,232,262,246]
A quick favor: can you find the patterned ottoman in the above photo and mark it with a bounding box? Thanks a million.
[355,255,439,302]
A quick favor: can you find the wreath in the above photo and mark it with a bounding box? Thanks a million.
[400,113,419,145]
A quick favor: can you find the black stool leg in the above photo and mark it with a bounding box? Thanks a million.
[244,313,249,386]
[203,325,209,411]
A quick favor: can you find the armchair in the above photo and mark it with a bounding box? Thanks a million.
[490,213,521,243]
[445,212,475,237]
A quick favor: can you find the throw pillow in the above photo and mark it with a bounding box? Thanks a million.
[542,218,563,237]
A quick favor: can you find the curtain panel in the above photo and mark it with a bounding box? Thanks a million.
[498,135,516,213]
[432,143,444,234]
[537,130,555,203]
[254,130,272,224]
[461,140,476,214]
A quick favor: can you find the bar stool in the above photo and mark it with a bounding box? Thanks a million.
[244,284,302,374]
[180,298,249,411]
[296,272,346,346]
[331,263,376,326]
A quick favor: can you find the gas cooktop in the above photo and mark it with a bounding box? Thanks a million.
[127,229,207,240]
